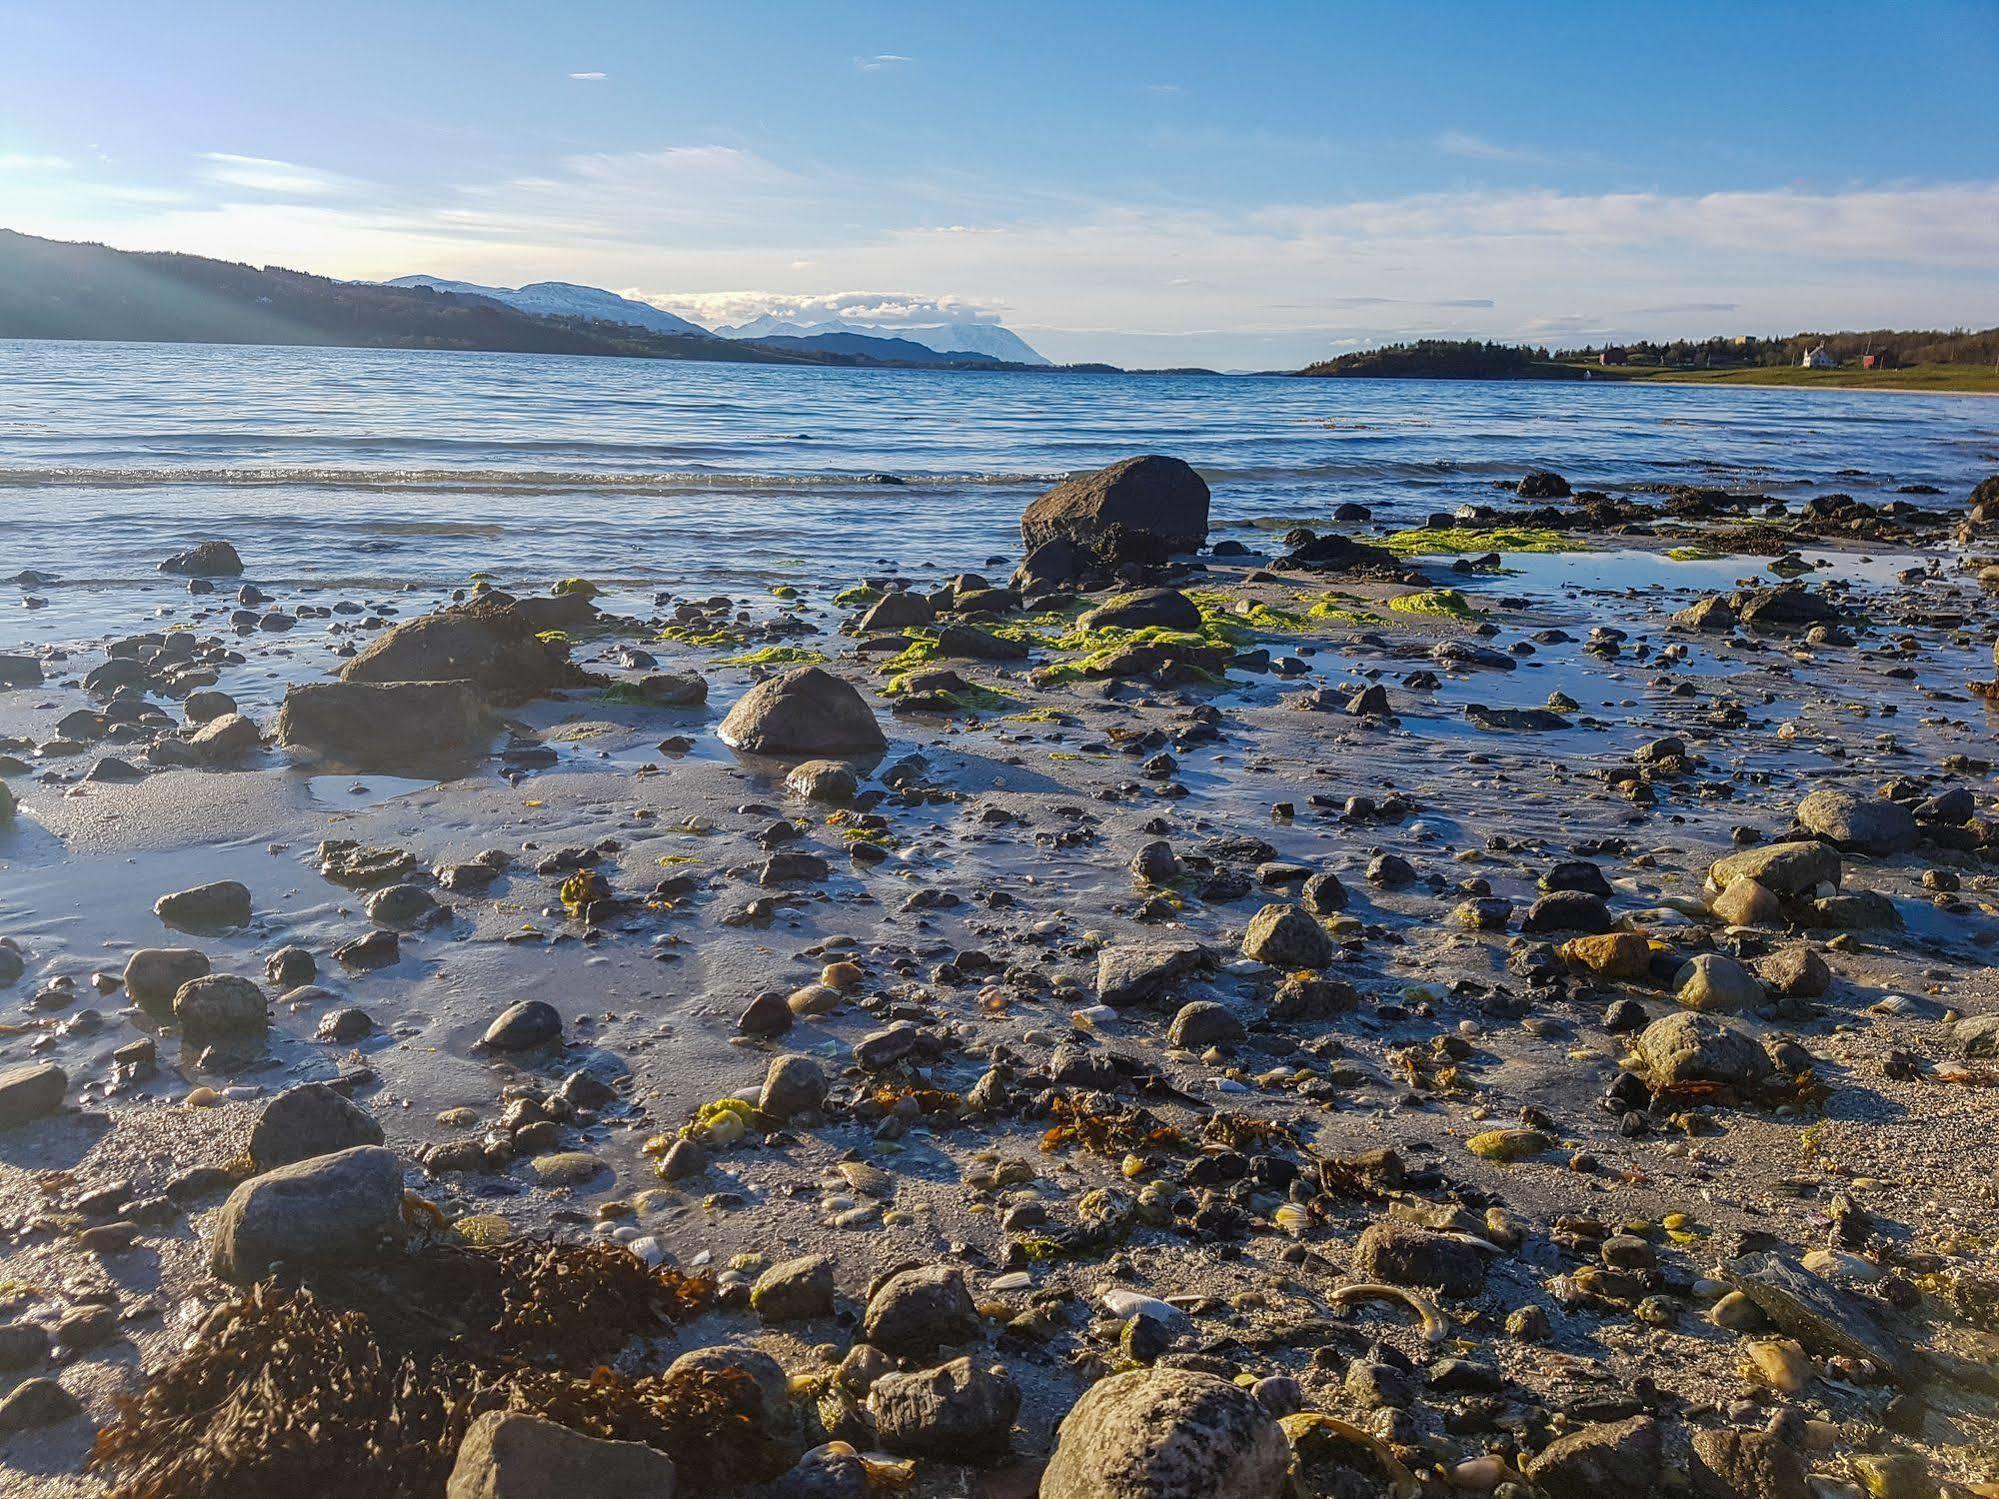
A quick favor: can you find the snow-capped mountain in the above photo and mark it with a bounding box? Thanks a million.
[713,314,1049,367]
[386,276,715,339]
[384,274,1051,366]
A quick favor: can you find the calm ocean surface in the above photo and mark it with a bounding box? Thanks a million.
[2,340,1995,595]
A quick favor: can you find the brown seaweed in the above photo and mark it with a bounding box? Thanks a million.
[88,1238,769,1499]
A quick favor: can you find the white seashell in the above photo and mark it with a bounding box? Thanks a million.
[1100,1288,1187,1325]
[989,1272,1032,1292]
[627,1235,667,1267]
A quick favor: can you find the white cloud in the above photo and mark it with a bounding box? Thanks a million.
[660,289,1006,331]
[1435,130,1548,164]
[1146,83,1184,96]
[0,153,69,170]
[854,54,913,71]
[568,71,607,80]
[197,153,363,198]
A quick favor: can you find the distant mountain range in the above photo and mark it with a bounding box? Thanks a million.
[0,229,1066,372]
[712,313,1049,366]
[386,275,714,339]
[389,274,1050,366]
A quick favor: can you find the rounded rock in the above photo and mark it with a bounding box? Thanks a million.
[1039,1366,1290,1499]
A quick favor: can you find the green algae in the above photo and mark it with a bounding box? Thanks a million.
[1388,588,1482,618]
[1375,526,1580,556]
[879,632,944,675]
[657,623,745,647]
[1667,544,1727,561]
[1304,594,1382,625]
[880,669,1017,711]
[551,577,601,597]
[717,645,827,667]
[833,584,882,607]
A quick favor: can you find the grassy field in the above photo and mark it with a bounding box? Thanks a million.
[1557,362,1999,394]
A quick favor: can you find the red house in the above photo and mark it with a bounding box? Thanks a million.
[1599,347,1628,366]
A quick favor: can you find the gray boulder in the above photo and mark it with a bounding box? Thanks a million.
[1351,1221,1486,1298]
[173,974,268,1037]
[481,999,562,1050]
[717,666,886,758]
[277,679,492,770]
[209,1145,403,1282]
[1012,535,1087,592]
[1079,588,1203,634]
[1956,1014,1999,1059]
[1796,790,1918,856]
[860,1266,978,1356]
[760,1054,829,1119]
[1635,1012,1771,1089]
[1039,1367,1289,1499]
[338,594,582,704]
[1240,903,1331,969]
[1673,953,1763,1014]
[1524,1416,1661,1499]
[1020,455,1211,558]
[869,1357,1020,1462]
[784,759,860,805]
[1096,941,1209,1006]
[122,947,211,1011]
[857,591,935,631]
[249,1083,384,1170]
[631,672,708,707]
[365,883,439,926]
[0,653,44,688]
[0,1063,66,1128]
[160,539,244,576]
[1689,1427,1807,1499]
[1168,1001,1245,1050]
[0,1376,82,1434]
[1709,840,1841,898]
[1756,947,1832,999]
[751,1254,837,1321]
[154,880,252,931]
[446,1410,677,1499]
[188,712,263,764]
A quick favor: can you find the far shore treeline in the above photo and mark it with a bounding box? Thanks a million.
[1300,332,1999,392]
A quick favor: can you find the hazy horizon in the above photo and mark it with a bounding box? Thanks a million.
[4,0,1997,368]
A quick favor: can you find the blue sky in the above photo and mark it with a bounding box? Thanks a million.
[3,0,1997,367]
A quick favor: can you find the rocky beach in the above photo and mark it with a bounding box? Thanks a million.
[4,396,1999,1499]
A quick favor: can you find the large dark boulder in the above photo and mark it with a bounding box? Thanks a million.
[209,1146,403,1282]
[338,594,585,704]
[1079,588,1203,633]
[718,666,886,758]
[1020,455,1210,559]
[160,540,244,576]
[276,680,493,771]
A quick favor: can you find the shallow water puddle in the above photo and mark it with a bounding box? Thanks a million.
[303,772,441,807]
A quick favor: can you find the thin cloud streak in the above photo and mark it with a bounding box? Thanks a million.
[197,153,364,198]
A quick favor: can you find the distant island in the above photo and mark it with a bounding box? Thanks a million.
[0,229,1104,374]
[1299,331,1999,392]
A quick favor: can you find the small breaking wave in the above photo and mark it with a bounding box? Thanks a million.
[0,465,1064,492]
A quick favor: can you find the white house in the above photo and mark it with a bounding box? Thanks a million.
[1801,344,1836,369]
